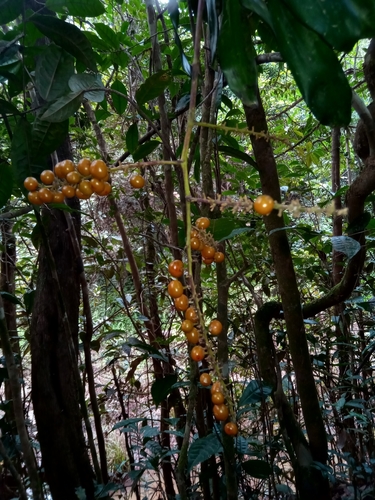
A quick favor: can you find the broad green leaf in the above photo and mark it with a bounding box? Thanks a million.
[217,0,258,106]
[41,92,83,122]
[0,162,13,209]
[126,123,139,154]
[0,0,23,23]
[30,15,97,72]
[126,338,168,362]
[218,227,254,241]
[46,0,105,17]
[0,291,23,307]
[23,289,35,315]
[32,119,69,159]
[283,0,375,52]
[241,0,273,27]
[35,45,74,102]
[111,79,128,114]
[267,0,352,126]
[238,380,272,407]
[94,23,120,49]
[69,73,105,102]
[187,433,222,472]
[0,98,20,116]
[112,417,143,431]
[210,218,236,241]
[218,145,257,168]
[0,41,19,68]
[136,71,171,106]
[10,118,33,187]
[132,141,161,161]
[151,374,178,407]
[242,459,272,479]
[331,236,361,260]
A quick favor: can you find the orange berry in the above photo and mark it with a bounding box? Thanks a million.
[190,345,205,362]
[28,191,42,205]
[224,422,238,436]
[214,252,225,263]
[201,245,215,259]
[24,177,39,191]
[167,280,184,298]
[190,237,201,250]
[61,159,75,177]
[199,373,212,387]
[174,295,189,311]
[168,260,184,278]
[196,217,210,229]
[212,392,225,405]
[186,328,200,344]
[62,185,76,198]
[181,319,194,333]
[79,180,93,197]
[38,187,54,203]
[209,320,223,336]
[130,174,145,189]
[185,307,198,323]
[213,404,229,421]
[52,191,65,203]
[97,181,111,196]
[77,158,91,176]
[253,194,274,215]
[90,178,105,193]
[40,170,55,185]
[203,257,214,265]
[66,171,81,184]
[211,381,223,394]
[76,189,91,200]
[90,159,108,179]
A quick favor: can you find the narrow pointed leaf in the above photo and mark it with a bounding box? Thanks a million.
[218,145,257,168]
[238,380,272,407]
[283,0,375,52]
[41,92,83,122]
[168,0,192,76]
[126,123,139,154]
[217,0,258,106]
[206,0,218,62]
[35,45,74,102]
[241,0,273,28]
[151,374,177,407]
[0,162,13,209]
[0,98,20,116]
[94,23,120,49]
[267,0,352,127]
[187,433,222,472]
[30,15,97,72]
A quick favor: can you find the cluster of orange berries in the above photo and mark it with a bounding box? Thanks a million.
[190,217,224,266]
[167,218,237,436]
[24,159,111,205]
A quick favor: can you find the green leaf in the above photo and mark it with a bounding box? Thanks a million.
[241,0,274,28]
[217,0,258,106]
[238,380,272,407]
[132,141,160,161]
[111,79,128,115]
[210,218,236,241]
[32,119,69,159]
[218,145,257,168]
[283,0,375,52]
[23,289,35,315]
[126,123,139,154]
[218,227,254,241]
[0,98,20,116]
[266,0,352,126]
[69,73,105,102]
[126,338,168,362]
[187,433,222,472]
[35,45,74,102]
[0,162,13,209]
[0,291,23,307]
[151,374,178,407]
[41,91,83,123]
[168,0,192,76]
[331,236,361,260]
[206,0,218,62]
[242,459,272,479]
[135,71,171,106]
[0,0,23,24]
[46,0,105,17]
[94,23,119,49]
[30,15,97,72]
[10,119,33,187]
[112,417,144,431]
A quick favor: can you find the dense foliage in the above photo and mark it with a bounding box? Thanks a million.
[0,1,375,499]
